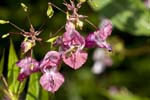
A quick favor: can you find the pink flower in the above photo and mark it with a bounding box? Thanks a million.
[61,22,88,69]
[40,51,61,70]
[85,33,96,48]
[62,22,85,50]
[40,67,64,93]
[85,19,112,51]
[98,19,112,40]
[16,57,39,81]
[62,51,87,69]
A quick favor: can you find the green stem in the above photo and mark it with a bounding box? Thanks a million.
[49,2,66,14]
[84,19,98,30]
[123,45,150,57]
[9,21,25,33]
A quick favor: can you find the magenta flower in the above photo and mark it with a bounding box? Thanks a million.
[40,51,61,70]
[16,57,39,81]
[61,22,88,69]
[62,51,87,69]
[40,67,64,93]
[62,22,85,49]
[85,19,112,51]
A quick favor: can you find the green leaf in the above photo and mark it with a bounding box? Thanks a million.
[7,39,20,94]
[88,0,111,11]
[47,3,54,18]
[39,89,49,100]
[26,73,40,100]
[108,88,148,100]
[46,35,59,43]
[88,0,150,36]
[0,50,4,75]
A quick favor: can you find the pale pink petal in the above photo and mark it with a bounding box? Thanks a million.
[40,51,61,69]
[62,51,88,70]
[16,57,39,81]
[40,71,64,93]
[99,19,112,40]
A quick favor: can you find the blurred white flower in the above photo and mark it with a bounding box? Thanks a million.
[144,0,150,9]
[91,48,112,74]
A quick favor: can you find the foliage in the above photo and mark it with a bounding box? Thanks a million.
[88,0,150,36]
[0,0,150,100]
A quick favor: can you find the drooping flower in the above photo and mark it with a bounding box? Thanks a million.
[85,19,112,51]
[40,51,61,70]
[61,21,88,69]
[40,67,64,93]
[16,57,39,81]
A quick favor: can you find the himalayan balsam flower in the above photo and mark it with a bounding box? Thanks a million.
[40,51,61,70]
[16,57,39,81]
[61,22,88,69]
[85,19,112,51]
[40,51,64,93]
[40,67,64,93]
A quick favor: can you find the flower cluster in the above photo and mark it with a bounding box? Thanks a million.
[16,0,113,93]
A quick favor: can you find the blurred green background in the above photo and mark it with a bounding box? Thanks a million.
[0,0,150,100]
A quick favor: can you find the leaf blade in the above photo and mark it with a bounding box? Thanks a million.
[0,50,5,75]
[7,39,20,94]
[26,73,40,100]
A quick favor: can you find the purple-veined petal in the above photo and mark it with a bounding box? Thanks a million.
[16,57,39,81]
[99,19,112,40]
[40,71,64,93]
[62,51,88,70]
[40,51,61,69]
[85,33,96,48]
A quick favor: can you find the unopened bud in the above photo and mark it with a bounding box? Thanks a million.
[2,33,10,38]
[21,39,35,54]
[21,3,28,12]
[76,20,83,29]
[47,3,54,18]
[0,20,9,24]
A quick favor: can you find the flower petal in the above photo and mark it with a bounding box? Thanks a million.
[62,51,88,69]
[85,33,96,48]
[99,19,112,40]
[16,57,39,81]
[40,71,64,93]
[40,51,61,69]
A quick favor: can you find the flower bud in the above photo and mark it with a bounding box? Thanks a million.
[47,2,54,18]
[76,20,84,29]
[21,39,35,54]
[20,3,28,12]
[0,20,9,24]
